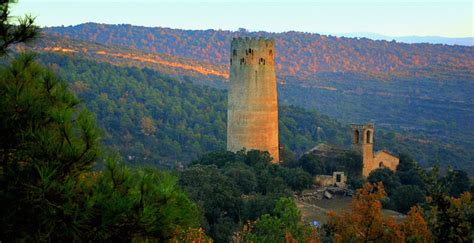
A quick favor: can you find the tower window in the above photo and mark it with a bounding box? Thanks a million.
[379,162,384,168]
[233,49,237,56]
[269,49,273,55]
[367,130,371,143]
[354,130,360,144]
[230,58,232,65]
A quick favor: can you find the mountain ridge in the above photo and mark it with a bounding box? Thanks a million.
[44,23,474,83]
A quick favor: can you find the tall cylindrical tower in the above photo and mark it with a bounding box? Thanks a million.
[227,37,279,162]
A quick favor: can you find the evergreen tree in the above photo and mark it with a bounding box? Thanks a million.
[0,2,200,240]
[0,0,39,55]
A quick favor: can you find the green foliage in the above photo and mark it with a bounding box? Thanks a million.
[0,0,39,55]
[391,185,426,214]
[224,164,258,194]
[179,164,241,242]
[179,150,312,241]
[423,167,474,242]
[286,153,322,176]
[36,53,349,169]
[396,153,426,188]
[0,54,100,240]
[443,169,470,197]
[367,167,401,196]
[291,150,362,184]
[335,151,363,177]
[79,159,199,241]
[0,54,200,241]
[244,197,314,242]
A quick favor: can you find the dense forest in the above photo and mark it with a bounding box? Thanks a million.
[37,53,348,168]
[34,52,472,172]
[45,23,473,80]
[30,25,474,172]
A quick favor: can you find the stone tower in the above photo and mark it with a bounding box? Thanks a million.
[351,123,374,176]
[227,37,279,162]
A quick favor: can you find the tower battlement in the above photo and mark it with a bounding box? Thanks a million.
[231,37,274,48]
[230,37,275,66]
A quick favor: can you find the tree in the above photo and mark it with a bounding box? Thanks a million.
[367,167,401,196]
[0,3,201,239]
[0,54,201,241]
[400,206,433,242]
[327,183,401,242]
[225,164,258,194]
[290,153,322,176]
[424,167,474,242]
[444,169,470,197]
[336,151,363,177]
[391,185,426,214]
[0,53,101,240]
[140,116,156,135]
[327,183,432,242]
[0,0,39,55]
[240,197,319,242]
[79,160,200,241]
[426,192,473,242]
[396,153,426,189]
[179,164,241,242]
[282,167,313,192]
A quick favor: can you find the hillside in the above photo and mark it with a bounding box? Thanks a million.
[33,25,474,170]
[45,23,473,81]
[41,23,474,129]
[33,52,473,172]
[27,34,228,83]
[37,53,350,168]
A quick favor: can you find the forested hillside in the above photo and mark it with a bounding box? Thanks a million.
[38,53,348,168]
[31,25,474,172]
[28,34,474,158]
[45,23,473,81]
[35,52,473,172]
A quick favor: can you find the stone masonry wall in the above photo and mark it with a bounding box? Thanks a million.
[227,37,279,162]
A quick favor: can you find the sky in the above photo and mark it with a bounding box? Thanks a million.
[11,0,474,38]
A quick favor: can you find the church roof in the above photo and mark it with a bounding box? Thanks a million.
[375,149,399,158]
[306,143,349,156]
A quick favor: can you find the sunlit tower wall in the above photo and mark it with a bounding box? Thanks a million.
[227,37,279,162]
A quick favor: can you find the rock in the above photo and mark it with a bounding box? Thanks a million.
[324,190,333,199]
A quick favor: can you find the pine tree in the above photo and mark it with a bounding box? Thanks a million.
[0,1,201,240]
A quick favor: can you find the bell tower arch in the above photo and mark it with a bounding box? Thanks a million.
[351,123,375,176]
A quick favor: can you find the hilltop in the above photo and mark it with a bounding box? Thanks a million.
[45,23,473,82]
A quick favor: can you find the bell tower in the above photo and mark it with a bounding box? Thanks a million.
[351,123,374,176]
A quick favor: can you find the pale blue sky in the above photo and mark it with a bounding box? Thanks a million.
[11,0,474,37]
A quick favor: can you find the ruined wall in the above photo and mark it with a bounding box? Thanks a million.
[314,172,347,188]
[314,175,334,187]
[227,37,279,162]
